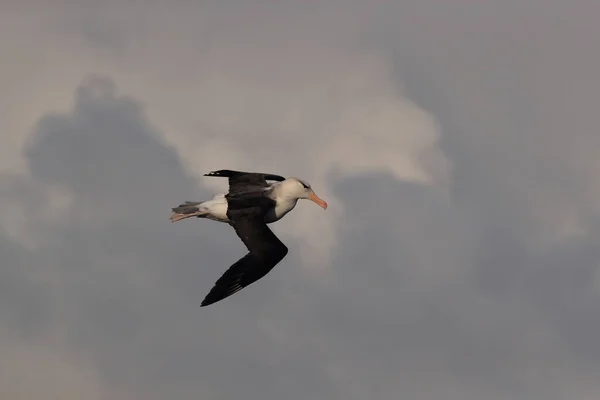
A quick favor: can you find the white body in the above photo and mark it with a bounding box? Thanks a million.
[197,183,299,224]
[196,194,229,223]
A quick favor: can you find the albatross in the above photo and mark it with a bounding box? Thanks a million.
[170,169,328,307]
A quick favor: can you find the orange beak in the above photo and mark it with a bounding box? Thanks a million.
[308,190,328,209]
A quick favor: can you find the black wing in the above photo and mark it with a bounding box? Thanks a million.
[200,213,289,307]
[204,169,286,196]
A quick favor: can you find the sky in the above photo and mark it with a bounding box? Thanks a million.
[1,1,600,399]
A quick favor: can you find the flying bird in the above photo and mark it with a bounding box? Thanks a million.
[170,169,328,307]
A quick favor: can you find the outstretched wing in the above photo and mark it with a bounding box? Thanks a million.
[200,213,289,307]
[204,169,286,195]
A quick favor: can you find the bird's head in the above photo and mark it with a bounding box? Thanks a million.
[281,177,328,209]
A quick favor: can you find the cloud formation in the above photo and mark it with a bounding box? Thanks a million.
[2,1,600,399]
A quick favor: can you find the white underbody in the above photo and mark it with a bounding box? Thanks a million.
[197,192,298,224]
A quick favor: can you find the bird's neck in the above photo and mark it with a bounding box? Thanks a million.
[271,197,298,221]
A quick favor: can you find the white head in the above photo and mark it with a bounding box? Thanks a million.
[279,177,328,209]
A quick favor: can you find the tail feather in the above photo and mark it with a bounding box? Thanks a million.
[171,201,201,214]
[170,202,205,223]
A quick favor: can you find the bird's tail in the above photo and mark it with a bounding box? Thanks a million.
[170,201,206,223]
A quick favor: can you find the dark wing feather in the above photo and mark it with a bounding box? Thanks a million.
[204,169,286,195]
[200,214,289,307]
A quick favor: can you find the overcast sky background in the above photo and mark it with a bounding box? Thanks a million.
[2,1,600,399]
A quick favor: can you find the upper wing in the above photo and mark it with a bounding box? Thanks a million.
[204,169,286,195]
[200,214,289,307]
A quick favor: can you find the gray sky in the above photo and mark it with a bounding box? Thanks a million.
[2,1,600,399]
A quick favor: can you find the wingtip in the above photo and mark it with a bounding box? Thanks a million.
[200,294,214,307]
[204,170,225,177]
[204,170,237,178]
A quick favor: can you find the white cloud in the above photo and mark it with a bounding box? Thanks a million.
[0,3,447,272]
[3,2,600,399]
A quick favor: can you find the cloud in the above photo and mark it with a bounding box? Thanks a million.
[0,2,449,273]
[0,77,218,399]
[381,0,600,247]
[3,2,600,399]
[2,76,600,400]
[0,76,353,399]
[0,330,119,400]
[24,76,200,224]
